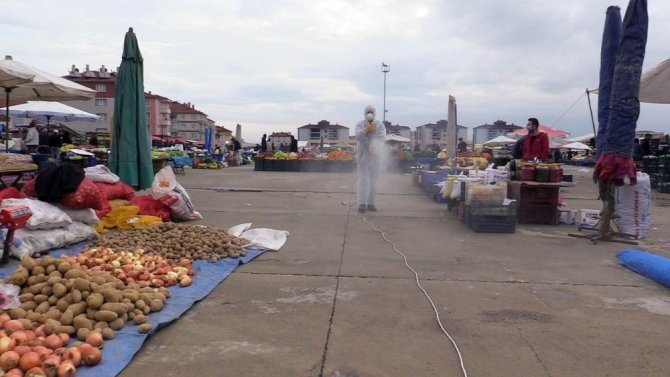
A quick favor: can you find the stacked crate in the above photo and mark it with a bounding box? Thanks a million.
[464,199,517,233]
[658,156,670,193]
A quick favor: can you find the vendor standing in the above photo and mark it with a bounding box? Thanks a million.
[48,130,63,160]
[522,118,549,161]
[24,121,39,153]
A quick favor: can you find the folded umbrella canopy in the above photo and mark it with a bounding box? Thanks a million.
[596,6,622,157]
[0,55,96,150]
[594,0,648,186]
[108,27,154,190]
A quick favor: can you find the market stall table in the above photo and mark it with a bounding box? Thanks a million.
[0,165,37,189]
[507,181,573,225]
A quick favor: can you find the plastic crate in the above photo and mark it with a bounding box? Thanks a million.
[254,158,263,171]
[468,214,517,233]
[469,199,517,216]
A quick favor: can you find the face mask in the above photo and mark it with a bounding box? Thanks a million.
[366,113,374,122]
[526,125,533,132]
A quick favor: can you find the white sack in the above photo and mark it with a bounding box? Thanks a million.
[8,222,97,259]
[84,165,120,184]
[54,205,100,225]
[1,198,72,230]
[614,172,652,239]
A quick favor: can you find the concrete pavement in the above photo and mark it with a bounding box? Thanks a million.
[120,165,670,377]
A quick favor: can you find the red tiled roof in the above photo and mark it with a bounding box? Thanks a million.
[145,92,170,100]
[270,132,293,137]
[170,101,204,114]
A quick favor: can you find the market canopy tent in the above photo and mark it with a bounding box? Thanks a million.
[484,135,516,146]
[0,101,99,130]
[511,125,570,139]
[560,141,592,150]
[639,58,670,103]
[0,55,96,150]
[565,133,595,142]
[385,134,410,143]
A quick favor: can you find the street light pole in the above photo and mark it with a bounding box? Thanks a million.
[381,62,390,123]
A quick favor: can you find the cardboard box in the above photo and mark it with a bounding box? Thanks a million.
[558,210,577,225]
[577,209,600,228]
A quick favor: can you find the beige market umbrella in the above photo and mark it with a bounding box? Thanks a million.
[0,55,96,150]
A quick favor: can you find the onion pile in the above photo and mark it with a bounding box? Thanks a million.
[62,248,194,288]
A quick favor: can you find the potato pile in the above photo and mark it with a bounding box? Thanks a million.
[2,255,169,339]
[89,223,249,262]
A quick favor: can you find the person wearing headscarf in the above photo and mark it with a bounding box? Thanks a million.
[355,105,386,213]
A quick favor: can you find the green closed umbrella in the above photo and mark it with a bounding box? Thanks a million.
[109,27,153,190]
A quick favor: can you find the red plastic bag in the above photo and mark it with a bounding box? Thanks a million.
[22,179,37,198]
[94,181,135,201]
[95,197,112,219]
[130,195,172,222]
[60,178,104,210]
[0,187,27,202]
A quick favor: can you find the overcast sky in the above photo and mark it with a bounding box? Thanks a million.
[2,0,670,143]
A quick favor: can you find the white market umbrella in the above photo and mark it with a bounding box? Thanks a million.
[0,55,96,150]
[484,135,516,146]
[1,101,99,129]
[560,141,592,150]
[385,134,410,143]
[0,64,34,88]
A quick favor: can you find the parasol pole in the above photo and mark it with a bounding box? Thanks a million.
[586,88,597,139]
[4,88,11,152]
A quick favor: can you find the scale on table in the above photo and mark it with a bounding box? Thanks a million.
[0,205,32,265]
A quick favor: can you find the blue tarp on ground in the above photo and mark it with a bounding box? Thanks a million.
[617,249,670,288]
[0,242,265,377]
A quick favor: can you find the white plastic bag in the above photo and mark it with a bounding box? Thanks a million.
[1,198,72,230]
[84,165,120,184]
[151,166,202,221]
[240,228,290,251]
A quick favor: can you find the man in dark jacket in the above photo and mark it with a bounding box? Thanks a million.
[48,130,63,160]
[230,137,242,165]
[511,136,525,159]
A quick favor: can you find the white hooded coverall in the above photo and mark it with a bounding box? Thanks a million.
[355,105,386,206]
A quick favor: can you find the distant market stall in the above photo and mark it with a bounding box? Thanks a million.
[254,150,354,172]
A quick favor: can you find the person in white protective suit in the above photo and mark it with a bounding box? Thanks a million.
[355,105,387,213]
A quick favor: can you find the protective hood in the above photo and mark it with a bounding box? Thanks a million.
[364,105,376,119]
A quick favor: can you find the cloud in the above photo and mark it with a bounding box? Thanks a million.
[1,0,670,143]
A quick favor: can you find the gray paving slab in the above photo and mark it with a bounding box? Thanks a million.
[120,273,336,377]
[118,166,670,377]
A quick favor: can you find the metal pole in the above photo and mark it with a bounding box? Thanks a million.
[383,71,387,123]
[382,63,389,123]
[586,88,597,138]
[5,88,10,152]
